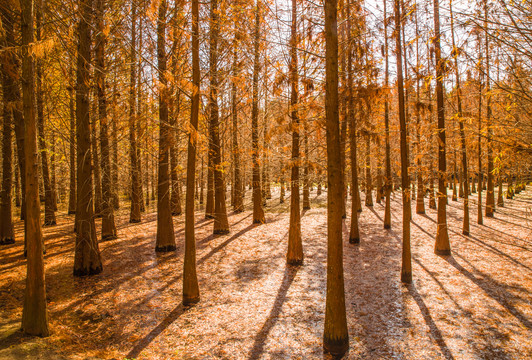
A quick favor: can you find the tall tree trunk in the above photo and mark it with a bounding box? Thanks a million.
[302,124,310,210]
[205,155,214,218]
[91,108,102,217]
[137,21,145,214]
[36,2,56,226]
[394,0,412,282]
[450,0,469,235]
[484,1,495,217]
[209,0,229,234]
[477,33,484,225]
[287,0,302,264]
[155,0,176,252]
[183,0,200,305]
[324,0,349,354]
[170,93,182,216]
[364,130,373,207]
[73,0,103,276]
[347,1,360,243]
[96,0,117,240]
[231,22,243,213]
[21,0,49,336]
[414,6,425,215]
[433,0,450,255]
[129,0,141,223]
[15,150,21,208]
[0,10,17,245]
[251,0,265,224]
[111,87,119,210]
[383,0,392,229]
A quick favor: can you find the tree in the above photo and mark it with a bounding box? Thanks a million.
[96,0,117,240]
[251,0,265,224]
[209,0,229,234]
[36,0,56,226]
[450,0,469,235]
[323,0,349,355]
[383,0,392,229]
[433,0,451,255]
[484,0,495,218]
[155,0,176,252]
[183,0,200,306]
[21,0,49,336]
[73,0,103,276]
[0,8,17,245]
[129,0,142,223]
[394,0,412,283]
[287,0,303,265]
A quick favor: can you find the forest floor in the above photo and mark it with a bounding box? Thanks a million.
[0,185,531,360]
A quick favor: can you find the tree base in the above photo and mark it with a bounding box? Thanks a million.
[43,220,57,227]
[73,265,103,277]
[303,206,311,211]
[68,210,76,215]
[213,229,230,235]
[462,230,469,236]
[205,214,214,219]
[0,238,15,245]
[155,245,176,253]
[486,213,494,218]
[129,219,141,224]
[323,335,349,358]
[416,210,425,215]
[287,258,303,266]
[434,248,451,256]
[253,219,265,224]
[172,212,182,216]
[183,296,200,307]
[401,271,412,284]
[384,224,391,229]
[349,237,360,244]
[101,234,118,242]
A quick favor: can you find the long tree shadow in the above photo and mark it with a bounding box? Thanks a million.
[198,223,257,266]
[247,265,299,360]
[125,303,186,359]
[443,255,532,330]
[406,283,455,360]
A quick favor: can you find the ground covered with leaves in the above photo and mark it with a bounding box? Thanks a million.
[1,186,531,359]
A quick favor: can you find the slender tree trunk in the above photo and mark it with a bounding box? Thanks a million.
[324,0,349,354]
[231,15,243,213]
[205,155,214,218]
[170,94,182,216]
[364,131,373,207]
[155,0,176,252]
[111,89,119,210]
[383,0,392,229]
[90,109,102,217]
[414,7,425,215]
[21,0,49,336]
[0,11,17,245]
[302,124,310,210]
[347,1,359,243]
[450,0,469,235]
[477,34,484,225]
[96,0,117,240]
[484,2,495,217]
[394,0,412,282]
[287,0,302,264]
[183,0,200,305]
[74,0,103,276]
[15,149,21,208]
[129,0,141,223]
[35,3,56,226]
[433,0,450,255]
[209,0,229,234]
[251,0,265,224]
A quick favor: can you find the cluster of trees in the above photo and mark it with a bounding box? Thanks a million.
[1,0,531,355]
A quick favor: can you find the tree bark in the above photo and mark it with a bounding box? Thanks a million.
[73,0,103,276]
[394,0,412,282]
[433,0,450,255]
[129,0,141,223]
[383,0,392,229]
[323,0,349,355]
[209,0,229,234]
[21,0,49,336]
[287,0,302,264]
[155,0,176,252]
[251,0,265,224]
[96,0,117,240]
[183,0,200,305]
